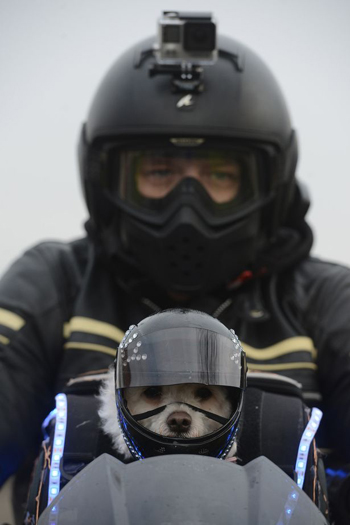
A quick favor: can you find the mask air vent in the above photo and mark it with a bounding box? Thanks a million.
[166,234,206,281]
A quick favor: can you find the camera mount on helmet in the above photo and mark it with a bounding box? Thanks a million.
[137,11,243,93]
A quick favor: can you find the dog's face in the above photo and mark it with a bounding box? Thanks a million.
[124,383,232,438]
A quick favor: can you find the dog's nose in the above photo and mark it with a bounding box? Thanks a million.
[167,411,192,433]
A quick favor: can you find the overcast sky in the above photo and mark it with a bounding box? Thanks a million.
[1,0,350,276]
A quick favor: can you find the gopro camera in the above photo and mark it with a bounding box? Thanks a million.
[156,11,217,66]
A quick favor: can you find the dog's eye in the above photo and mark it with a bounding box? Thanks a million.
[195,387,213,401]
[143,386,162,399]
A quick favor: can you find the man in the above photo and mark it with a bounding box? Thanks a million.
[0,13,349,523]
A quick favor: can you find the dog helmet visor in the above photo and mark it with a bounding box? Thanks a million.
[116,326,246,390]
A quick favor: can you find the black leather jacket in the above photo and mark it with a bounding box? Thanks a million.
[0,235,350,490]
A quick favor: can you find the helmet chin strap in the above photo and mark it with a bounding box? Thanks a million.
[132,402,229,426]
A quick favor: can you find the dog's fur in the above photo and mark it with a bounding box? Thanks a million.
[98,368,236,460]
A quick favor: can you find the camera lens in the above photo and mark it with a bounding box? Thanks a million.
[183,22,216,52]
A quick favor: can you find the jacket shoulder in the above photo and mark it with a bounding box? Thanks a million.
[0,237,89,317]
[286,256,350,339]
[281,256,350,328]
[294,256,350,291]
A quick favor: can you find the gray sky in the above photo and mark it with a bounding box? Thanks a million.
[1,0,350,276]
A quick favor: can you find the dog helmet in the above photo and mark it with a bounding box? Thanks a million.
[115,309,247,460]
[79,28,300,294]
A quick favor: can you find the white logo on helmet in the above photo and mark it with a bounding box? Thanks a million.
[176,94,194,109]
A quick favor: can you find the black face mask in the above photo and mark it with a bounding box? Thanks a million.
[95,139,272,294]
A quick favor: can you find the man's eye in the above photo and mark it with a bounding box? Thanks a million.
[145,169,172,178]
[211,172,238,182]
[195,387,212,401]
[144,386,162,399]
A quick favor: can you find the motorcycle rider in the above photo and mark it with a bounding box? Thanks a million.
[0,11,349,524]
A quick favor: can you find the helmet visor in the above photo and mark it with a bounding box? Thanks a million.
[116,326,246,389]
[109,145,260,218]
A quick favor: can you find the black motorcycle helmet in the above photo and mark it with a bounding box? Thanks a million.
[79,19,302,294]
[114,309,247,460]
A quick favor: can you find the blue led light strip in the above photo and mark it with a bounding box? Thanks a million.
[48,393,68,504]
[295,407,323,489]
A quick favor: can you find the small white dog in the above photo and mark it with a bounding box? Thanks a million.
[98,368,236,460]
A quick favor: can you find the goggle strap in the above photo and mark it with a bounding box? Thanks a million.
[132,402,229,425]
